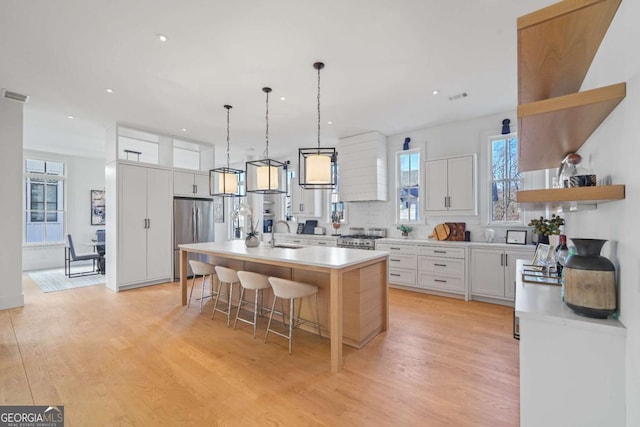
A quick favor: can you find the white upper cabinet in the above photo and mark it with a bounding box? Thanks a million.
[425,154,476,215]
[338,131,387,201]
[290,176,322,217]
[173,171,211,198]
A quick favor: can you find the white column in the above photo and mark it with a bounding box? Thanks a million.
[0,98,25,309]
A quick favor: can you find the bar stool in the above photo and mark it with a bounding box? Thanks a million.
[265,277,322,354]
[234,271,272,338]
[187,260,217,313]
[212,266,240,326]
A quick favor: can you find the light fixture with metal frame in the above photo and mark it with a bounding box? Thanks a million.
[246,87,287,194]
[210,105,245,198]
[298,61,337,189]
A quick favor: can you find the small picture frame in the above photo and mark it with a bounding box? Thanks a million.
[532,243,551,266]
[506,230,527,245]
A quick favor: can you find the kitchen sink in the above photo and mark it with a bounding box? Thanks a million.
[273,244,304,249]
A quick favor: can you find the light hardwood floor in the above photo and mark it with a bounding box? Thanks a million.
[1,276,519,426]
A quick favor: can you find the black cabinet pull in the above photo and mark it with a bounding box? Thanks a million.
[434,263,447,267]
[435,279,447,283]
[434,250,446,254]
[390,259,401,262]
[390,273,401,277]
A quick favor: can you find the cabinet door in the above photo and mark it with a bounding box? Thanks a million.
[504,249,534,299]
[193,173,210,198]
[146,168,173,281]
[173,171,195,196]
[471,249,505,297]
[447,155,474,212]
[118,165,149,284]
[425,159,448,211]
[290,177,321,216]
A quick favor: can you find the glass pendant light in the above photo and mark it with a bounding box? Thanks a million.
[209,105,245,197]
[298,61,337,189]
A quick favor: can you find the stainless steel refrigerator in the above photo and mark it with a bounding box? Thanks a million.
[173,197,215,280]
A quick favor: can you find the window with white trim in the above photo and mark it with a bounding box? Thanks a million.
[25,159,65,244]
[489,133,522,223]
[396,149,420,223]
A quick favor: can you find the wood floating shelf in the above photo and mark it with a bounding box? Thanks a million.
[516,0,625,173]
[517,185,625,210]
[518,83,626,172]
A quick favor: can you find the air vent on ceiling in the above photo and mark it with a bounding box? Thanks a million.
[448,92,468,101]
[1,88,30,103]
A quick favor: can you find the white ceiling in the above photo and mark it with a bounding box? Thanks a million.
[0,0,555,162]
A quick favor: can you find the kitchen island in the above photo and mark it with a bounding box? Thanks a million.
[179,240,389,372]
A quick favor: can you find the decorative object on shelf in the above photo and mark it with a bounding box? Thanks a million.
[210,105,245,197]
[246,87,286,194]
[558,153,596,188]
[528,214,564,244]
[298,62,337,189]
[501,118,511,134]
[245,219,261,248]
[397,224,413,238]
[564,238,616,319]
[555,234,569,277]
[403,137,411,150]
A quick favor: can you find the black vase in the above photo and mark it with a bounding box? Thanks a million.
[536,234,550,245]
[563,239,616,319]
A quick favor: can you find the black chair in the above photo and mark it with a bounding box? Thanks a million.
[65,234,100,278]
[95,230,106,274]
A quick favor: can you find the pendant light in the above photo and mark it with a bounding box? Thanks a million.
[298,61,337,189]
[209,105,245,197]
[246,87,286,194]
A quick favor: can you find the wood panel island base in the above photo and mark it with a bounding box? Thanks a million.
[179,240,389,372]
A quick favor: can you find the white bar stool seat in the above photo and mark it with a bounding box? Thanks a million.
[234,271,272,338]
[212,266,240,326]
[187,260,217,313]
[265,277,322,354]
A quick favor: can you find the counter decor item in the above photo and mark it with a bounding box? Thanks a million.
[528,214,564,245]
[555,234,569,277]
[445,222,466,241]
[484,228,495,243]
[245,220,261,248]
[397,224,413,238]
[564,238,616,319]
[506,230,527,244]
[428,223,450,240]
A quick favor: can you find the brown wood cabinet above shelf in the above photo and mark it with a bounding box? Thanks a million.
[518,83,626,172]
[517,185,625,210]
[518,0,622,104]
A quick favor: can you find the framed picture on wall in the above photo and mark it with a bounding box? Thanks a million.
[91,190,106,225]
[213,197,224,223]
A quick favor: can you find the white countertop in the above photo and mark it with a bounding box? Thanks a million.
[514,260,625,335]
[376,237,536,251]
[273,232,340,241]
[179,240,387,269]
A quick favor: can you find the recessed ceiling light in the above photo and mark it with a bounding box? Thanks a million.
[280,96,286,101]
[157,34,168,42]
[327,121,332,125]
[433,90,439,95]
[66,115,74,120]
[106,88,113,93]
[181,128,187,132]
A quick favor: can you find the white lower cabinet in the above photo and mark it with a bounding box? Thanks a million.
[416,245,465,294]
[375,243,417,286]
[471,247,534,301]
[307,239,337,247]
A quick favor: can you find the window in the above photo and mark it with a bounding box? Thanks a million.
[229,172,247,239]
[396,149,420,222]
[25,159,65,244]
[489,133,522,223]
[173,139,202,170]
[329,164,347,223]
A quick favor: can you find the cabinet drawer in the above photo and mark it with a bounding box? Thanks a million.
[417,272,464,293]
[417,245,464,258]
[388,254,417,270]
[376,243,417,255]
[388,268,416,286]
[418,256,464,278]
[308,239,337,247]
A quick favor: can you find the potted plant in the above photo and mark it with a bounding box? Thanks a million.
[528,214,564,245]
[397,224,413,238]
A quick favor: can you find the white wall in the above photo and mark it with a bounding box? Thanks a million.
[0,99,24,310]
[564,1,640,424]
[22,150,105,271]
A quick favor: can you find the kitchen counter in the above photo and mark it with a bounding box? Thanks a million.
[179,240,389,373]
[376,237,536,250]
